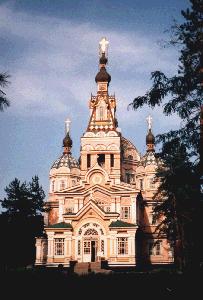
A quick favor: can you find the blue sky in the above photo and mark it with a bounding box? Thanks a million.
[0,0,190,201]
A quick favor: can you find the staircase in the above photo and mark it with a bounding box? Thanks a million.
[74,262,90,274]
[74,261,111,274]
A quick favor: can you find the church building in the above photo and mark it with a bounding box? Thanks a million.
[35,38,174,270]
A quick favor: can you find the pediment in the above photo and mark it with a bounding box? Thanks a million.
[63,199,119,221]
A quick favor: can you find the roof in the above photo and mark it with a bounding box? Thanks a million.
[45,222,72,229]
[51,153,79,169]
[109,220,136,228]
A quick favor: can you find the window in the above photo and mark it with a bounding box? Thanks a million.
[78,240,81,255]
[117,237,128,255]
[97,154,105,167]
[149,211,157,225]
[121,207,131,219]
[84,241,91,254]
[140,179,144,190]
[110,154,114,167]
[149,177,155,189]
[87,154,91,168]
[126,173,135,184]
[128,155,133,160]
[148,241,161,256]
[66,207,74,214]
[99,107,104,120]
[101,240,104,254]
[60,180,65,190]
[51,180,55,192]
[105,206,111,212]
[54,238,64,256]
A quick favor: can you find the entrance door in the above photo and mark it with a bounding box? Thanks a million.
[83,240,98,262]
[91,241,96,262]
[83,241,91,262]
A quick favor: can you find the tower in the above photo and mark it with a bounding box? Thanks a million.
[80,37,121,184]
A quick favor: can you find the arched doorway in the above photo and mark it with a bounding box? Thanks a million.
[76,223,105,262]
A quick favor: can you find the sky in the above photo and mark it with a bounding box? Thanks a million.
[0,0,190,201]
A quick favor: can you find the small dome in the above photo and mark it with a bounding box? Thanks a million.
[95,67,111,83]
[138,152,162,167]
[51,153,79,169]
[63,132,72,148]
[146,129,155,145]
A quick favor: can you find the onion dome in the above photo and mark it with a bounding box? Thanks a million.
[95,66,111,84]
[146,129,155,145]
[63,132,72,148]
[51,153,79,169]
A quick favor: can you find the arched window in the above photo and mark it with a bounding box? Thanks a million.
[60,180,65,190]
[84,228,98,236]
[51,180,55,192]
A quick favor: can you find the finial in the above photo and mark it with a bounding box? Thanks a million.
[146,115,155,152]
[99,37,109,57]
[146,115,152,130]
[63,118,72,154]
[65,118,71,134]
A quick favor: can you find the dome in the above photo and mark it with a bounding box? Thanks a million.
[138,152,161,167]
[146,129,155,145]
[63,132,72,148]
[95,67,111,83]
[51,153,79,169]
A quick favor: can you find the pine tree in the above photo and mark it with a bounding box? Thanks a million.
[0,72,10,111]
[0,177,45,268]
[129,0,202,271]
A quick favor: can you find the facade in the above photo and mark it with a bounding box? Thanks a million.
[35,38,173,269]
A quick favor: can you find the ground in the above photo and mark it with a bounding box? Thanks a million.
[1,267,201,298]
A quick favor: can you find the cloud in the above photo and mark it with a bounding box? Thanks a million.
[0,2,179,129]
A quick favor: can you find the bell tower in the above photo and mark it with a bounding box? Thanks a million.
[80,37,121,184]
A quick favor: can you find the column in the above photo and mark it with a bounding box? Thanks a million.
[58,199,64,222]
[131,196,136,224]
[115,196,121,217]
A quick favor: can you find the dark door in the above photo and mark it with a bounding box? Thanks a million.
[91,241,96,262]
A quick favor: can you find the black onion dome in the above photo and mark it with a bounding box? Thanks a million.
[63,132,72,148]
[95,67,111,83]
[146,129,155,145]
[51,153,79,169]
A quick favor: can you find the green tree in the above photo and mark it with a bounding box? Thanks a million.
[0,176,45,269]
[0,72,10,111]
[129,0,202,271]
[1,176,45,217]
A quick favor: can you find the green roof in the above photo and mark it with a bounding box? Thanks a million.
[46,222,72,229]
[109,220,136,228]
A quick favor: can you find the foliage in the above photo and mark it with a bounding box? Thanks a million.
[0,72,10,111]
[1,176,46,217]
[0,176,45,269]
[129,0,202,270]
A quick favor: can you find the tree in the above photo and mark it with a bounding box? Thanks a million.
[1,176,45,217]
[0,72,10,111]
[0,176,45,269]
[129,0,202,271]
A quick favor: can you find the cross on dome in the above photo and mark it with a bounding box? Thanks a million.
[99,37,109,56]
[146,115,152,130]
[65,118,71,133]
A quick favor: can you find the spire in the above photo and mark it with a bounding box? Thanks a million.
[95,37,111,86]
[146,115,155,152]
[63,118,72,154]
